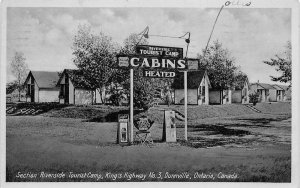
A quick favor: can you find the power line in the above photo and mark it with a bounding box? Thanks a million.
[202,5,225,66]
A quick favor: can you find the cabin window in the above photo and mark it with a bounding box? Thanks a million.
[202,86,205,102]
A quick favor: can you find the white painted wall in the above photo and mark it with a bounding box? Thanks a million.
[242,82,249,104]
[277,90,283,101]
[69,79,74,104]
[95,87,106,104]
[197,77,209,105]
[269,89,277,102]
[174,89,198,105]
[209,90,221,104]
[39,89,60,102]
[232,90,242,103]
[74,88,93,105]
[261,90,266,102]
[224,90,232,104]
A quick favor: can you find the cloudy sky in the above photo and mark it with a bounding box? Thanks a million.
[7,7,291,84]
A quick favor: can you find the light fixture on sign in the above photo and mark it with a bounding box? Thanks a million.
[138,26,190,44]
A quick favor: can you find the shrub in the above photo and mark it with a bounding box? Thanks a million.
[108,90,126,106]
[249,92,259,106]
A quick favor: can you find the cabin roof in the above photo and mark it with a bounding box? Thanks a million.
[251,83,276,90]
[273,84,290,91]
[24,71,60,88]
[172,70,210,89]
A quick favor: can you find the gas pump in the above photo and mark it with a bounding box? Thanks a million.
[117,114,129,144]
[162,110,177,142]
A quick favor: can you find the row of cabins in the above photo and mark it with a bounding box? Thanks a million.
[23,69,291,105]
[24,69,103,105]
[172,70,290,105]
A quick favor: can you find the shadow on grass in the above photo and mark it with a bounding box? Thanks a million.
[85,109,146,122]
[190,125,251,136]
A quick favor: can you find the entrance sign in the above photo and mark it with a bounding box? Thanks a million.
[117,55,187,70]
[117,114,129,144]
[136,45,183,58]
[142,70,176,78]
[163,110,177,142]
[116,44,190,143]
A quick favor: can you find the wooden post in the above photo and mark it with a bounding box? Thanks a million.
[184,71,188,141]
[130,68,134,143]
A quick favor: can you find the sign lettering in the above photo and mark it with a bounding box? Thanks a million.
[117,56,187,70]
[136,45,183,59]
[142,70,176,78]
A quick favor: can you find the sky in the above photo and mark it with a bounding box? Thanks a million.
[6,7,291,85]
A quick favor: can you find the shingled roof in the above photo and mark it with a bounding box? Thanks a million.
[57,69,94,90]
[273,84,291,91]
[250,83,276,90]
[24,71,60,88]
[272,84,284,90]
[172,70,210,89]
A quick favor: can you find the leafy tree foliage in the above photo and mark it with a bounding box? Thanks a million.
[198,41,238,90]
[249,92,259,106]
[233,71,248,90]
[263,41,291,85]
[117,34,149,110]
[72,25,119,103]
[6,81,18,94]
[10,51,28,101]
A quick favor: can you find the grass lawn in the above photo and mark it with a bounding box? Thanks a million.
[6,102,291,182]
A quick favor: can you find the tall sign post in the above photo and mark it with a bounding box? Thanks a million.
[130,69,134,143]
[184,70,188,140]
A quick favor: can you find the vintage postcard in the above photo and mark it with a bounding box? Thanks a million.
[0,0,299,187]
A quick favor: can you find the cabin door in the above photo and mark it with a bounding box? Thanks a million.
[30,78,35,102]
[64,76,69,104]
[30,84,34,102]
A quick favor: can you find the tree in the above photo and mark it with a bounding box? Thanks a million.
[72,25,119,103]
[263,41,291,85]
[10,51,28,101]
[198,40,238,90]
[233,71,248,90]
[6,81,18,94]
